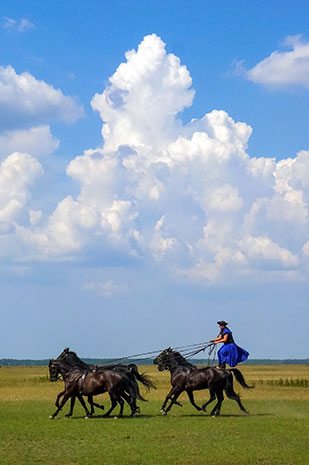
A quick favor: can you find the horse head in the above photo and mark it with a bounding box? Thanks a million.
[48,359,60,382]
[49,358,74,381]
[154,347,194,371]
[153,347,173,371]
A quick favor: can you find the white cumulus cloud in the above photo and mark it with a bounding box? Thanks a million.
[2,34,309,284]
[0,152,43,224]
[91,33,194,151]
[0,65,84,131]
[0,125,59,159]
[246,35,309,88]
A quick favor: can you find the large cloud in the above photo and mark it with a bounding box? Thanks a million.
[4,34,309,284]
[91,33,194,151]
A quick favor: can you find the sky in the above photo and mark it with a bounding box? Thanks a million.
[0,1,308,360]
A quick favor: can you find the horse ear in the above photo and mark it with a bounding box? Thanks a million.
[64,347,69,352]
[167,347,171,352]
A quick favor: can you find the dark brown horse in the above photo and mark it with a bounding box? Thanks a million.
[54,348,156,415]
[154,348,253,416]
[48,359,142,419]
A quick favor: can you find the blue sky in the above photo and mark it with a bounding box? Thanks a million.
[0,1,308,360]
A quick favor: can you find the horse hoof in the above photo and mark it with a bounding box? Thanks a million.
[161,410,167,416]
[49,415,54,419]
[113,416,119,420]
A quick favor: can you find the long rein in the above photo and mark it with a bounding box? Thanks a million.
[102,341,216,366]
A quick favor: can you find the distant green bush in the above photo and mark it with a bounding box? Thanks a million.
[257,378,308,388]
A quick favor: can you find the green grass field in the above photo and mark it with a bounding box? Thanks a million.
[0,364,308,465]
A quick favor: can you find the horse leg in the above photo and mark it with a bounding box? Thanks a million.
[103,395,118,417]
[225,389,249,414]
[87,395,95,416]
[210,389,224,417]
[87,395,104,416]
[55,390,65,407]
[186,390,203,411]
[161,386,180,414]
[202,387,216,412]
[65,395,76,417]
[89,399,105,413]
[165,389,183,413]
[76,394,92,418]
[122,391,138,416]
[49,392,71,419]
[117,397,125,417]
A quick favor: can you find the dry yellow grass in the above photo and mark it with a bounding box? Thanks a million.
[1,363,308,402]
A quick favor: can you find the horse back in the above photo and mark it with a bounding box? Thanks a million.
[76,370,122,396]
[185,367,226,390]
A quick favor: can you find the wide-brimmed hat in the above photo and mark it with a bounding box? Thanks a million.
[217,320,228,326]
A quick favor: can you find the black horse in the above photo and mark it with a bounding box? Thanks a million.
[48,359,143,419]
[154,347,253,416]
[53,348,156,416]
[56,347,156,415]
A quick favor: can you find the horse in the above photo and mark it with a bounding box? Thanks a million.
[48,359,142,419]
[54,348,156,415]
[153,347,253,416]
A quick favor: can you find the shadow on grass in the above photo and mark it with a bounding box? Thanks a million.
[179,412,273,418]
[54,412,273,420]
[60,414,154,420]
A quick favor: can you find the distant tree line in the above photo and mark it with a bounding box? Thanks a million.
[0,358,308,366]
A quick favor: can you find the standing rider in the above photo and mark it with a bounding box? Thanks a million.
[210,321,249,369]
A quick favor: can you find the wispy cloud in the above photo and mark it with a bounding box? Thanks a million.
[2,17,34,32]
[83,280,130,298]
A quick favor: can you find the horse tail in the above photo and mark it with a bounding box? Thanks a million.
[230,368,254,389]
[128,363,157,392]
[122,373,147,402]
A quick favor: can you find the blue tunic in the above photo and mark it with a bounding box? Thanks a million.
[217,328,249,367]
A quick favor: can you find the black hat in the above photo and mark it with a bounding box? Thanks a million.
[217,320,228,326]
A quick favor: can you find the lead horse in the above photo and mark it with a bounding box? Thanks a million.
[154,347,253,416]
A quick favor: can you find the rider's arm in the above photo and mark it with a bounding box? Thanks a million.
[210,334,228,344]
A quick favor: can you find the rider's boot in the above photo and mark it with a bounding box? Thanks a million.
[217,362,226,369]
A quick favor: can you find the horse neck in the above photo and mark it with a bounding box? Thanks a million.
[54,361,73,380]
[170,352,194,369]
[162,353,192,374]
[60,352,89,370]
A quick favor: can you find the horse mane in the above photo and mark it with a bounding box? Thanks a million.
[57,348,90,370]
[170,350,195,369]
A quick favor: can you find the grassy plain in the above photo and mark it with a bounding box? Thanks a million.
[0,364,308,465]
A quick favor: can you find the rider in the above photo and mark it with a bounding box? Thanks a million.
[210,321,249,369]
